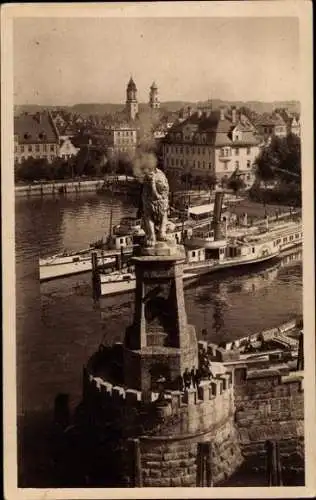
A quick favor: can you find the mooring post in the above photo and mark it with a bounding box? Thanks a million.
[197,442,213,486]
[205,442,214,487]
[265,439,282,486]
[91,251,101,301]
[297,331,304,371]
[276,440,283,486]
[128,438,143,487]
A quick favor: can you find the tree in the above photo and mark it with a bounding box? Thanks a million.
[15,157,49,182]
[228,176,246,196]
[254,134,301,186]
[207,173,217,191]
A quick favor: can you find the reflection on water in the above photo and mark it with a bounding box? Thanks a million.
[15,193,303,486]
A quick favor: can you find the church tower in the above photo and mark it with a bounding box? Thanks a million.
[126,77,138,121]
[149,81,160,109]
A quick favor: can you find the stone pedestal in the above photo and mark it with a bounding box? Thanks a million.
[123,245,198,392]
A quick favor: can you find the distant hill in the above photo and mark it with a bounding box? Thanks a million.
[15,99,300,117]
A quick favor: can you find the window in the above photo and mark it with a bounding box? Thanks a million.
[209,163,212,169]
[50,145,55,152]
[283,237,287,243]
[295,234,299,239]
[252,247,255,253]
[224,164,228,170]
[50,156,54,161]
[247,160,251,168]
[290,235,294,241]
[235,161,239,169]
[28,145,32,152]
[247,147,251,155]
[35,144,40,152]
[186,147,189,155]
[235,148,239,156]
[202,148,205,155]
[197,161,200,169]
[192,251,196,257]
[197,148,200,155]
[20,145,25,153]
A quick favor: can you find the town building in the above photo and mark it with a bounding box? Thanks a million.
[14,111,60,164]
[58,137,79,160]
[102,124,138,157]
[162,106,260,188]
[255,109,301,143]
[125,77,138,121]
[149,81,160,109]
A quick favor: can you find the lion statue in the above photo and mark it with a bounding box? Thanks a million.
[133,152,169,247]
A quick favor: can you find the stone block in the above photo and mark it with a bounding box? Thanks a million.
[170,390,182,408]
[112,386,125,400]
[170,477,182,487]
[146,461,161,469]
[149,469,162,478]
[220,373,231,390]
[183,388,196,405]
[144,477,171,487]
[197,381,211,401]
[125,388,141,404]
[180,474,196,486]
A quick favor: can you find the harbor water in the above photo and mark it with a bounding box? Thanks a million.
[15,192,303,486]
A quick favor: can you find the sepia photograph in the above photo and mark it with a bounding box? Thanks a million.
[2,2,315,498]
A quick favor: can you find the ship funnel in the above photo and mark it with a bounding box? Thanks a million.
[212,191,224,240]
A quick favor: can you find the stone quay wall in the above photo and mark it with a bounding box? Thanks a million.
[233,366,304,472]
[84,369,243,486]
[139,416,242,487]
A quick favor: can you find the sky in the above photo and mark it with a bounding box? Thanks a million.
[13,16,300,106]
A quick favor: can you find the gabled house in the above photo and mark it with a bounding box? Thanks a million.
[14,111,59,164]
[162,106,260,187]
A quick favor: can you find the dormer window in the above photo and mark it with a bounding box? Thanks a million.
[24,133,31,140]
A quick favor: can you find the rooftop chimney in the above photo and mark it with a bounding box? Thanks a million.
[220,107,225,121]
[232,106,237,125]
[34,112,42,124]
[197,109,202,118]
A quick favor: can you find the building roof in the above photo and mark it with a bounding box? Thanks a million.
[14,111,59,144]
[127,77,137,91]
[150,81,158,90]
[164,109,260,147]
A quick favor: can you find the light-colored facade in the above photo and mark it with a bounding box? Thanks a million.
[162,107,260,188]
[58,137,79,160]
[14,111,60,164]
[149,81,160,109]
[103,125,138,157]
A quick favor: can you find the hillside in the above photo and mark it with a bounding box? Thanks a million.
[15,99,300,117]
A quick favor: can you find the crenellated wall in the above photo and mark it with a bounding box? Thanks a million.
[83,368,243,486]
[81,330,304,485]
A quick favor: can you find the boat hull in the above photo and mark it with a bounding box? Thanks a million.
[40,256,116,282]
[98,250,283,298]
